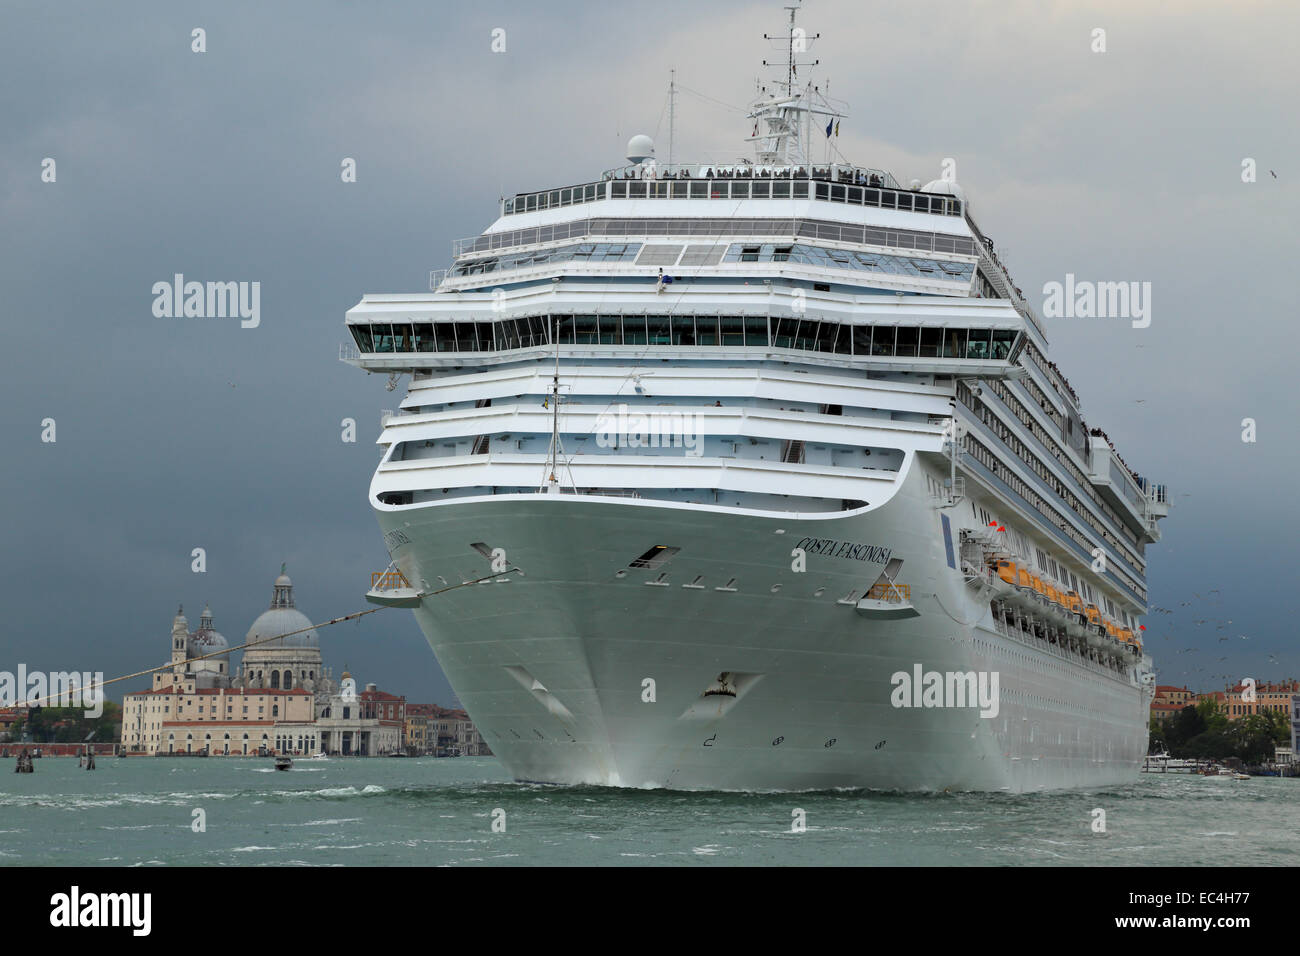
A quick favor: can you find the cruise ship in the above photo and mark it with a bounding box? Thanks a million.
[342,5,1167,792]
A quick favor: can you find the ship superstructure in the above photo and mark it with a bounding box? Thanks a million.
[343,5,1166,791]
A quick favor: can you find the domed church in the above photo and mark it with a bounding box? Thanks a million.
[233,567,338,697]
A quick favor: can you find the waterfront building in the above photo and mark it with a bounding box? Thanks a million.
[122,571,399,756]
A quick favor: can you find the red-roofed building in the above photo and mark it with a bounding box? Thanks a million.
[1148,702,1184,724]
[1153,685,1194,710]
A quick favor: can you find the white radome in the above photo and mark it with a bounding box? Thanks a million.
[626,134,655,164]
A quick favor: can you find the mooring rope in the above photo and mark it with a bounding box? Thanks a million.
[19,567,518,709]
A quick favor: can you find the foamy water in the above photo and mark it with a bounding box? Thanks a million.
[0,756,1296,866]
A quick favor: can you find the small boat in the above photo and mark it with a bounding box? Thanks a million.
[1231,772,1250,780]
[274,756,293,771]
[308,752,328,760]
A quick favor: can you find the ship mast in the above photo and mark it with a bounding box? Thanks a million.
[745,2,846,165]
[540,317,568,494]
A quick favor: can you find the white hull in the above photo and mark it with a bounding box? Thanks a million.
[379,465,1151,793]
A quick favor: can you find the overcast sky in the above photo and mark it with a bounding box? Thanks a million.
[2,0,1296,704]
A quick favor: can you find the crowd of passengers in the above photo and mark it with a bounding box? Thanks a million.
[606,165,886,187]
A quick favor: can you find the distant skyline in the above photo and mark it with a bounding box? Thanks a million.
[2,0,1296,701]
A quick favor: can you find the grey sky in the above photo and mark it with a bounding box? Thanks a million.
[2,0,1296,703]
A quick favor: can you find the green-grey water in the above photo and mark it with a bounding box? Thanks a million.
[2,757,1296,866]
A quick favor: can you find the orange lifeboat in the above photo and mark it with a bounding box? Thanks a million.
[997,561,1017,586]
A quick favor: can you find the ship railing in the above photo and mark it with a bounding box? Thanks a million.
[370,570,411,590]
[428,268,449,291]
[339,341,360,362]
[865,582,910,603]
[556,487,642,498]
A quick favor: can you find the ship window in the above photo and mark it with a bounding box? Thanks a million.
[913,196,930,214]
[919,327,942,357]
[574,315,598,344]
[816,321,840,352]
[372,323,395,352]
[966,329,991,359]
[852,324,873,355]
[773,316,797,349]
[830,184,846,202]
[549,191,560,206]
[792,181,809,199]
[610,181,628,199]
[871,326,895,356]
[628,545,680,570]
[453,322,478,351]
[720,316,745,346]
[942,328,965,358]
[598,316,620,344]
[526,194,537,212]
[773,245,793,261]
[772,181,791,198]
[740,245,760,262]
[745,317,769,346]
[623,315,647,344]
[897,193,913,212]
[833,323,853,355]
[895,326,920,357]
[553,315,575,344]
[647,315,671,344]
[751,181,770,199]
[864,188,880,206]
[627,182,646,198]
[689,181,709,198]
[814,182,830,200]
[412,323,435,352]
[672,315,696,345]
[561,188,572,205]
[794,319,818,351]
[350,325,373,353]
[695,315,718,345]
[813,283,829,292]
[991,330,1016,359]
[730,181,750,200]
[476,321,495,350]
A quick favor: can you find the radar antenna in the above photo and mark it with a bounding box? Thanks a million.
[746,2,847,165]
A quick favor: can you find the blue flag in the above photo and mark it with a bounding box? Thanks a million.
[825,118,833,137]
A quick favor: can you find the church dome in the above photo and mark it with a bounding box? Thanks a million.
[246,607,319,649]
[245,567,319,650]
[193,605,229,654]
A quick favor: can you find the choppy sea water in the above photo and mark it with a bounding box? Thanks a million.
[2,756,1296,866]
